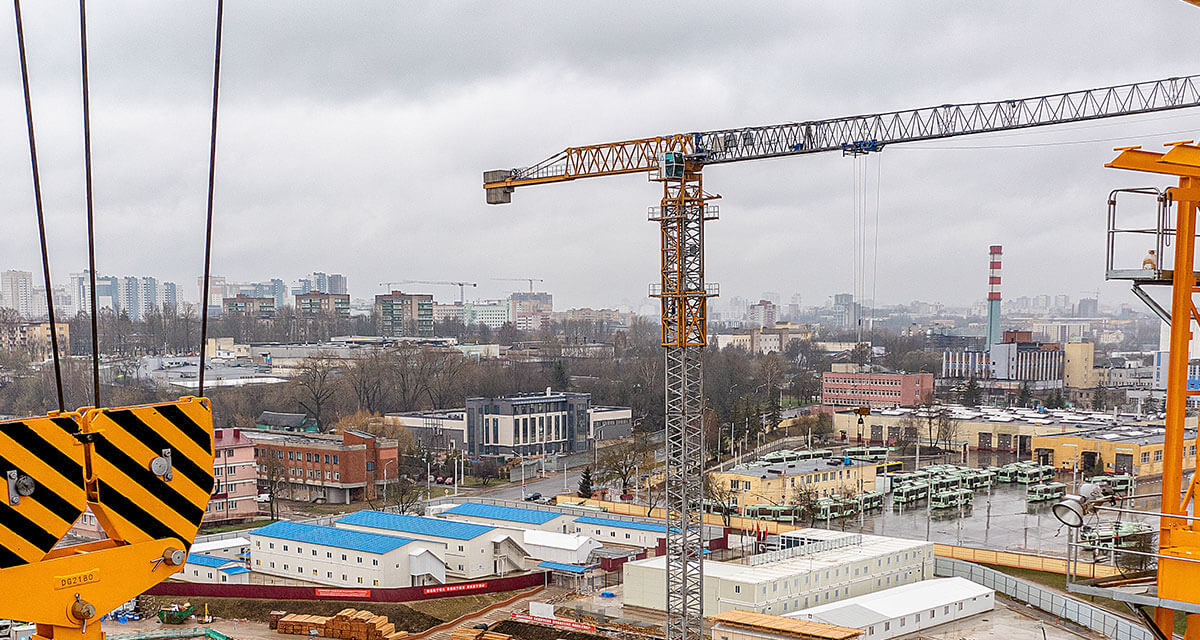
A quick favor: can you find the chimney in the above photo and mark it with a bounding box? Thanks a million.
[986,245,1002,350]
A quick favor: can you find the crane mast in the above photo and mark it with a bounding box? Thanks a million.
[483,73,1200,640]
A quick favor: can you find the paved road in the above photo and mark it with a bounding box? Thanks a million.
[476,469,583,502]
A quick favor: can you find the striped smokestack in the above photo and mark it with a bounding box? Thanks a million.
[986,245,1002,349]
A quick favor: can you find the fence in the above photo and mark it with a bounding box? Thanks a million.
[146,571,548,603]
[935,557,1153,640]
[934,543,1120,579]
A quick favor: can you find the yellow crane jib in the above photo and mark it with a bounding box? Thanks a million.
[0,397,215,640]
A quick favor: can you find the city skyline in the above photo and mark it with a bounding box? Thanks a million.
[0,4,1197,315]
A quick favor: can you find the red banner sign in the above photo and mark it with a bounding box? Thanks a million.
[314,588,371,598]
[510,613,596,632]
[422,582,488,595]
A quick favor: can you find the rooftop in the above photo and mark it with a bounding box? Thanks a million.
[574,515,666,533]
[853,403,1159,430]
[252,520,418,555]
[443,502,564,526]
[186,553,234,568]
[537,560,592,575]
[723,458,874,478]
[628,529,929,584]
[338,510,494,540]
[709,610,862,640]
[790,577,992,625]
[1037,422,1194,446]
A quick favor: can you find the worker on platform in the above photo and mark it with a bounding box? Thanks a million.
[1143,249,1158,270]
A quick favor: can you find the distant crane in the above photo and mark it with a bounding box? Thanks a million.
[492,277,544,293]
[379,280,477,304]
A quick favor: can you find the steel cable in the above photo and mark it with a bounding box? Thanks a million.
[198,0,223,396]
[12,0,65,411]
[79,0,101,406]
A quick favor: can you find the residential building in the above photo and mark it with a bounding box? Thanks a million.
[1063,341,1097,389]
[247,429,399,503]
[623,529,933,615]
[709,459,878,507]
[327,273,348,295]
[296,291,350,317]
[747,299,778,329]
[222,295,276,318]
[464,389,592,457]
[551,307,638,327]
[0,321,69,360]
[820,369,933,409]
[788,577,994,640]
[30,286,74,319]
[0,270,32,317]
[334,510,526,579]
[510,292,553,332]
[250,521,445,587]
[433,302,465,324]
[463,301,511,329]
[375,291,434,337]
[205,428,259,524]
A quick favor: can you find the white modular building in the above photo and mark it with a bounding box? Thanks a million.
[250,521,445,588]
[522,529,602,565]
[438,502,577,534]
[572,515,668,548]
[181,552,251,584]
[623,530,933,615]
[190,536,251,562]
[788,577,994,639]
[335,510,527,580]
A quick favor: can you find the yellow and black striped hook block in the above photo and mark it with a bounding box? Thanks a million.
[81,396,216,548]
[0,398,214,640]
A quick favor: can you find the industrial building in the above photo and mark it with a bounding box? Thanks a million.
[335,510,527,579]
[250,521,445,588]
[820,369,933,409]
[572,515,667,549]
[622,530,933,615]
[709,458,877,507]
[789,577,994,639]
[832,404,1099,454]
[1032,423,1198,476]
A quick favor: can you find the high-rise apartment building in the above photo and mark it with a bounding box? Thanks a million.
[296,291,350,317]
[0,270,33,317]
[375,291,434,336]
[746,299,777,329]
[510,291,552,331]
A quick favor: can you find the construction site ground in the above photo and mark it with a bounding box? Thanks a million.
[109,588,562,640]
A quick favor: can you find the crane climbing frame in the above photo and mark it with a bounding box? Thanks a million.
[1106,142,1200,639]
[0,397,215,640]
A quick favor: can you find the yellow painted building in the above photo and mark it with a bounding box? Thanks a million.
[1063,341,1097,389]
[1032,425,1197,476]
[709,459,876,508]
[834,408,1079,454]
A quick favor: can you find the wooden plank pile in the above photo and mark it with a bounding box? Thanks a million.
[448,628,511,640]
[277,609,409,640]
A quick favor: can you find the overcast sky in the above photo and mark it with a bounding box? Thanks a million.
[1,2,1198,315]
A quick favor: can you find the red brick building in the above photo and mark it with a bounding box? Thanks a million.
[821,370,934,410]
[248,429,398,504]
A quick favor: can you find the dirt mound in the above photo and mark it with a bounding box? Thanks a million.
[488,620,607,640]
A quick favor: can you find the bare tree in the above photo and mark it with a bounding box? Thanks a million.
[260,451,289,519]
[295,354,340,431]
[596,440,653,493]
[347,351,387,415]
[703,473,738,527]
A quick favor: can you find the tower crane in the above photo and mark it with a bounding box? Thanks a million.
[492,277,544,293]
[483,74,1200,640]
[379,280,477,304]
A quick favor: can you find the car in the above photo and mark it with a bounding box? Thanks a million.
[524,492,542,502]
[535,496,554,504]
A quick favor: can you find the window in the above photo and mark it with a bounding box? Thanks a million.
[1155,449,1164,462]
[342,554,347,561]
[312,550,317,556]
[734,586,740,594]
[327,552,332,558]
[373,580,379,586]
[296,546,302,554]
[288,451,294,461]
[358,577,363,584]
[327,572,332,578]
[325,454,331,464]
[1142,451,1150,463]
[730,480,738,490]
[373,559,379,566]
[283,564,289,570]
[283,545,288,551]
[357,556,363,564]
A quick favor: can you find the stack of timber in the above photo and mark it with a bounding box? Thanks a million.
[277,609,408,640]
[448,628,511,640]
